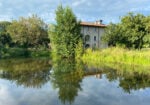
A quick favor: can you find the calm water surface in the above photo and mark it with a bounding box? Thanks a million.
[0,58,150,105]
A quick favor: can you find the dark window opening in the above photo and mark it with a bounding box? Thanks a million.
[85,44,90,48]
[85,35,90,41]
[94,36,96,41]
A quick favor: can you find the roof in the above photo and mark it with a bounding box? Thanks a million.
[80,22,107,28]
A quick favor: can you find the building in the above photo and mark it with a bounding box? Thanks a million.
[80,20,107,49]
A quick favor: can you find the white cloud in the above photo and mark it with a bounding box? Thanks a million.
[75,76,150,105]
[0,80,17,105]
[0,2,2,7]
[0,0,150,24]
[0,79,60,105]
[130,6,150,12]
[0,15,12,21]
[72,0,86,7]
[40,12,55,23]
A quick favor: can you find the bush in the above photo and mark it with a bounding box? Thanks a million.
[0,48,51,59]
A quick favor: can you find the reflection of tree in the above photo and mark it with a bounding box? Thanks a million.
[119,72,150,93]
[50,59,84,105]
[0,58,51,88]
[86,64,150,93]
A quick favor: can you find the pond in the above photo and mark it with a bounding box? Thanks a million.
[0,58,150,105]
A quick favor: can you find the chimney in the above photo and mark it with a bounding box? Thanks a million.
[95,20,103,24]
[100,20,103,24]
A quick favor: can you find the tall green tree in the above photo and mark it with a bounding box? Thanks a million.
[0,21,12,58]
[7,15,49,48]
[102,13,149,49]
[121,13,147,49]
[51,59,84,104]
[144,16,150,47]
[49,5,83,58]
[102,23,129,47]
[0,21,12,47]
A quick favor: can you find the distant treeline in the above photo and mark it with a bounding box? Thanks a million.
[0,15,50,58]
[0,14,50,49]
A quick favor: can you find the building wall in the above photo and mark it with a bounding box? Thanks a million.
[81,26,107,49]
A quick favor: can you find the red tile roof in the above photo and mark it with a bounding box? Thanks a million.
[80,22,107,28]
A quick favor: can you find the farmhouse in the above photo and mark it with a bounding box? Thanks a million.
[80,20,107,48]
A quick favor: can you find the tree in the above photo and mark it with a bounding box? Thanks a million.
[102,13,149,49]
[49,5,83,58]
[0,58,51,88]
[7,15,50,48]
[102,23,128,47]
[0,21,12,47]
[144,16,150,47]
[51,59,84,104]
[121,13,147,49]
[0,21,12,58]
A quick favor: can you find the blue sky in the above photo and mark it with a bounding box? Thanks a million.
[0,0,150,24]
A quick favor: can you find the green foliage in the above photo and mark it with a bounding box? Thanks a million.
[0,48,51,59]
[75,39,84,60]
[102,23,128,47]
[49,5,83,58]
[0,58,51,88]
[1,48,30,58]
[82,47,150,66]
[0,21,12,58]
[86,64,150,93]
[29,49,51,58]
[102,13,150,49]
[7,15,50,48]
[51,59,84,104]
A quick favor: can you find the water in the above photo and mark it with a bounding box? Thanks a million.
[0,58,150,105]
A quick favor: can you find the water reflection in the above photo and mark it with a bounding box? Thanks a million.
[119,72,150,93]
[50,59,84,104]
[86,65,150,93]
[0,58,52,88]
[0,58,150,105]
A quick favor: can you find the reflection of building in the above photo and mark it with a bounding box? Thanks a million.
[80,20,107,48]
[84,67,102,79]
[95,74,102,79]
[84,72,102,79]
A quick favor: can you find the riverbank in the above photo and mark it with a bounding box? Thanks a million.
[0,48,51,59]
[82,47,150,66]
[82,47,150,75]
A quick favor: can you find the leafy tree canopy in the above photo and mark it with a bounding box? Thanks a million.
[102,13,150,49]
[7,15,50,48]
[0,21,12,47]
[49,5,83,58]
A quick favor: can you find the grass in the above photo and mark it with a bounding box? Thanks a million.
[0,48,51,59]
[82,47,150,66]
[82,47,150,75]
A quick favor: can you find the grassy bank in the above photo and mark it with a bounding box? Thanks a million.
[82,47,150,75]
[0,48,51,59]
[82,47,150,66]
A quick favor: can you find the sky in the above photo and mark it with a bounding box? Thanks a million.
[0,0,150,24]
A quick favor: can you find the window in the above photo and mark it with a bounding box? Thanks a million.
[94,36,96,41]
[85,44,90,48]
[85,35,90,41]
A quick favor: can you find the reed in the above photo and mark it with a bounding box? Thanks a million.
[82,47,150,67]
